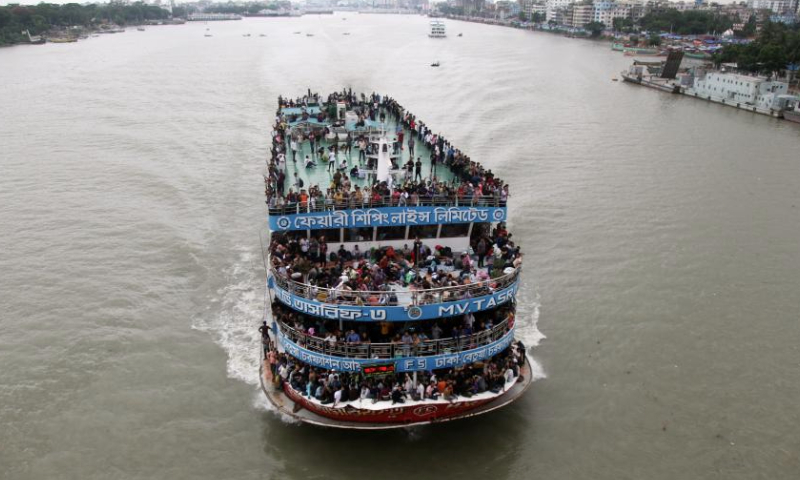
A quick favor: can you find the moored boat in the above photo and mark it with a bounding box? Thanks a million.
[261,91,531,428]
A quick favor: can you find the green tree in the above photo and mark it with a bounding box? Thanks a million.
[648,33,662,46]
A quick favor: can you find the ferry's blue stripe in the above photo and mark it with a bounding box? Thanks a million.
[268,206,507,231]
[278,325,516,373]
[271,279,519,322]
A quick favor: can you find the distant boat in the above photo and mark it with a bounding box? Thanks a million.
[458,33,463,37]
[431,61,440,67]
[293,31,301,34]
[259,34,266,37]
[306,33,314,37]
[137,27,145,32]
[343,32,350,36]
[204,33,213,37]
[243,33,251,37]
[612,78,618,81]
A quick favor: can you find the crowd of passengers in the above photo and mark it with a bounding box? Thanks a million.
[265,89,510,210]
[270,301,516,348]
[269,224,522,305]
[263,337,527,406]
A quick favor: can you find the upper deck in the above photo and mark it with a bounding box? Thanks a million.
[265,92,508,232]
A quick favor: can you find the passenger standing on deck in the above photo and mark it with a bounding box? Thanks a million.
[413,236,423,268]
[325,148,335,172]
[358,137,367,163]
[415,157,422,182]
[291,138,298,162]
[345,134,353,158]
[408,135,415,157]
[309,131,316,156]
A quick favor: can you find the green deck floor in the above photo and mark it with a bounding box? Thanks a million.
[283,117,457,192]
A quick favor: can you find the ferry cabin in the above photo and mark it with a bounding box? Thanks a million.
[691,72,792,111]
[429,20,446,38]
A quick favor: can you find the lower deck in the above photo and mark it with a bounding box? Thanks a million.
[259,355,533,430]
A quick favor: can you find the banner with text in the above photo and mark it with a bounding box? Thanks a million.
[272,281,518,322]
[279,325,516,373]
[269,206,507,231]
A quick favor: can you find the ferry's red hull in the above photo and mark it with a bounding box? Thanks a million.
[281,382,497,424]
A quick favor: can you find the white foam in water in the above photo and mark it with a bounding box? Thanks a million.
[515,285,548,381]
[193,247,267,388]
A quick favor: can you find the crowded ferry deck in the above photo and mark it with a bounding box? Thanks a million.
[261,90,532,428]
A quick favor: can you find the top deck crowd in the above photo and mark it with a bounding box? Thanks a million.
[265,90,510,210]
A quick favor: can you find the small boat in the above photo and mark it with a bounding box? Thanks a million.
[293,31,301,34]
[343,32,350,36]
[458,33,463,37]
[306,33,314,37]
[204,33,213,37]
[612,78,618,82]
[431,61,440,67]
[137,27,145,32]
[259,34,266,37]
[243,33,251,37]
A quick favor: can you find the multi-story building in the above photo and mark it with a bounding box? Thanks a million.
[565,2,594,27]
[747,0,795,14]
[592,0,633,28]
[546,0,575,21]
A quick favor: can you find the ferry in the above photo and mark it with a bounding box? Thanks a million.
[429,20,446,38]
[260,91,531,429]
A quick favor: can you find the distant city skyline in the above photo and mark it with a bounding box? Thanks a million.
[0,0,747,5]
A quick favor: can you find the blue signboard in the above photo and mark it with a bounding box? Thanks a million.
[268,206,507,231]
[279,325,516,373]
[272,280,519,322]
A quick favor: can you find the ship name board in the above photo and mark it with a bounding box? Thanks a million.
[273,281,518,322]
[270,206,507,231]
[279,325,516,373]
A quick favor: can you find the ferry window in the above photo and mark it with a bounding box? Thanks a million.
[408,224,438,240]
[439,223,470,238]
[314,228,340,244]
[377,226,406,241]
[345,227,374,242]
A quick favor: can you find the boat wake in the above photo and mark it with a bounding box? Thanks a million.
[193,246,266,387]
[515,285,548,381]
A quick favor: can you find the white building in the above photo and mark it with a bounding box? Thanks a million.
[692,72,790,111]
[546,0,575,21]
[592,0,633,28]
[747,0,795,14]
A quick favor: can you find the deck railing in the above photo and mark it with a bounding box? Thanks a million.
[267,194,506,216]
[277,318,512,360]
[271,267,520,307]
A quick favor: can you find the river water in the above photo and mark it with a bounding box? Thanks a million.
[1,14,799,480]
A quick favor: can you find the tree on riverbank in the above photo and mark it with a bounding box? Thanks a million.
[715,21,800,76]
[0,2,170,45]
[637,9,733,35]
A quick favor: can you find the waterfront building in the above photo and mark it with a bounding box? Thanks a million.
[496,0,522,18]
[565,2,594,27]
[592,0,633,28]
[546,0,575,21]
[691,71,792,111]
